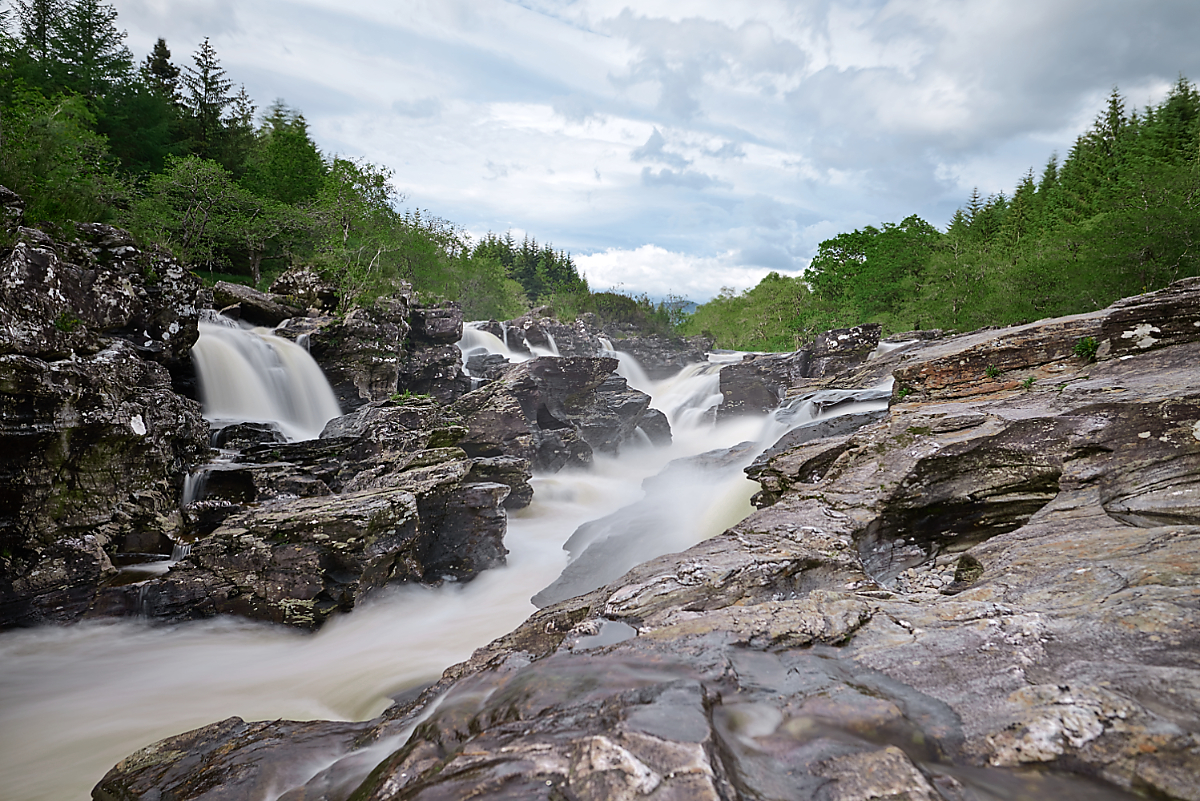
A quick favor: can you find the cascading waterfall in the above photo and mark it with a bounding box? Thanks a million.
[191,317,341,442]
[0,330,881,801]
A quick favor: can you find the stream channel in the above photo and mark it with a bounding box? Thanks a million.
[0,322,889,800]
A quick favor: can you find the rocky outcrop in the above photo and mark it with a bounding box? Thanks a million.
[719,322,883,417]
[269,267,339,311]
[276,297,469,410]
[1,220,204,368]
[610,333,714,379]
[452,356,665,472]
[399,304,471,403]
[100,278,1200,800]
[211,281,303,327]
[0,203,210,629]
[115,397,531,628]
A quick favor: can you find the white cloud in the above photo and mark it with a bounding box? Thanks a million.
[108,0,1200,299]
[577,245,803,301]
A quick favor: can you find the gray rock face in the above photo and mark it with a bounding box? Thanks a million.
[0,205,210,628]
[211,281,302,327]
[1,220,203,367]
[0,340,209,627]
[611,334,714,379]
[719,322,883,417]
[276,296,469,410]
[452,356,665,472]
[130,397,531,628]
[269,267,339,310]
[99,279,1200,800]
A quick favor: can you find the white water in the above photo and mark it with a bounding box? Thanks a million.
[0,337,883,801]
[192,319,341,442]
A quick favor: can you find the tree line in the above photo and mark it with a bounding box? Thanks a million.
[682,78,1200,350]
[0,0,590,320]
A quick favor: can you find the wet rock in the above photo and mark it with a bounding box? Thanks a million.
[1,221,203,367]
[269,267,339,311]
[143,398,528,627]
[409,304,463,344]
[104,285,1200,799]
[0,340,209,627]
[279,297,411,411]
[211,281,302,327]
[719,323,882,417]
[452,356,665,472]
[611,334,714,379]
[210,421,287,449]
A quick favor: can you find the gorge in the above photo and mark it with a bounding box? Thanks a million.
[2,206,1199,800]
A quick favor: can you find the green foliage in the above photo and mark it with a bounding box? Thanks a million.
[547,289,673,335]
[1021,376,1036,390]
[0,86,127,225]
[1073,336,1099,362]
[985,365,1001,379]
[53,310,80,331]
[678,272,825,350]
[689,76,1200,351]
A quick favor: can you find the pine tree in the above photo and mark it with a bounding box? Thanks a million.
[180,37,233,159]
[13,0,66,79]
[55,0,132,97]
[141,37,180,100]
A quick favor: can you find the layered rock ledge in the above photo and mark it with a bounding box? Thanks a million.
[97,279,1200,799]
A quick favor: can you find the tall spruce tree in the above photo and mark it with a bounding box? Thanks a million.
[13,0,65,81]
[180,37,233,159]
[55,0,132,97]
[141,37,180,100]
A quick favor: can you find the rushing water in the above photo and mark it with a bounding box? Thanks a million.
[192,317,342,442]
[0,330,891,800]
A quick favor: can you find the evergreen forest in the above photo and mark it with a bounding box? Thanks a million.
[3,1,1198,346]
[681,80,1200,350]
[0,0,593,321]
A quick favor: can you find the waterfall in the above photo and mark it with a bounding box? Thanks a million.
[191,320,341,442]
[598,337,654,393]
[0,331,880,801]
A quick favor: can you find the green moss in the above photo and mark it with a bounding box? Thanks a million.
[906,426,932,436]
[53,311,81,332]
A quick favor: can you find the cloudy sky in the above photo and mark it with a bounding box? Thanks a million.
[110,0,1200,301]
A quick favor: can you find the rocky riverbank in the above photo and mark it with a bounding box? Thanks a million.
[96,279,1200,800]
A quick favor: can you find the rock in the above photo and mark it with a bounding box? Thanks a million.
[719,323,882,417]
[0,221,203,367]
[396,342,470,404]
[610,334,713,379]
[137,397,529,627]
[0,340,209,627]
[281,297,411,411]
[211,281,303,327]
[0,184,24,230]
[104,284,1200,799]
[269,267,339,310]
[275,297,470,409]
[452,356,666,472]
[409,304,463,343]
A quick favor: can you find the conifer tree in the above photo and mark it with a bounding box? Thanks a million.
[141,37,180,100]
[55,0,132,97]
[13,0,65,80]
[180,37,233,159]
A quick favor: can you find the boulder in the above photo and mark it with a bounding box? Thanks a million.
[452,356,667,472]
[0,340,209,627]
[269,267,339,310]
[275,297,470,409]
[144,397,531,627]
[280,298,411,411]
[0,221,203,367]
[719,322,882,417]
[610,334,713,379]
[211,281,303,327]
